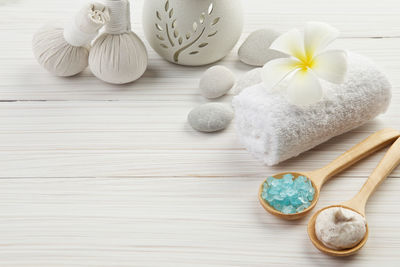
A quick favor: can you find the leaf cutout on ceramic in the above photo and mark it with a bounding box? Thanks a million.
[156,11,161,21]
[156,0,222,63]
[173,27,206,62]
[166,25,175,47]
[208,3,214,15]
[165,0,169,12]
[212,17,220,26]
[208,31,217,37]
[155,23,163,31]
[200,13,205,24]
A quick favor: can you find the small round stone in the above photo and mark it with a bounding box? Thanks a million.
[232,68,262,95]
[199,66,235,99]
[238,29,287,66]
[188,103,234,133]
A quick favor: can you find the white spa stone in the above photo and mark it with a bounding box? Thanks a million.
[232,68,262,95]
[315,207,367,250]
[188,103,234,133]
[238,29,286,67]
[232,53,392,166]
[199,66,235,99]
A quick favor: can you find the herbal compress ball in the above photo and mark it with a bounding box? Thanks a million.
[32,3,109,76]
[89,0,148,84]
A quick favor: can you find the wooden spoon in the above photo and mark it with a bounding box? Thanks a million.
[258,128,400,220]
[307,136,400,256]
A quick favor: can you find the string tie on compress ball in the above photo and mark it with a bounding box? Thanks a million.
[64,3,110,47]
[104,0,131,34]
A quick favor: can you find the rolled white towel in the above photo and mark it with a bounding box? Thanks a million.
[232,53,392,166]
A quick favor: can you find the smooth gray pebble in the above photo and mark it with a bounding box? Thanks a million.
[199,66,235,99]
[238,28,287,66]
[188,103,234,133]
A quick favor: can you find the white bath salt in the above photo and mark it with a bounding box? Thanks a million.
[315,207,367,250]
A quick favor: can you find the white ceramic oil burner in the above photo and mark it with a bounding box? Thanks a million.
[143,0,243,66]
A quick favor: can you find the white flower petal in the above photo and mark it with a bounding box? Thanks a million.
[286,69,323,106]
[312,50,348,84]
[261,58,302,91]
[270,29,306,60]
[304,22,339,56]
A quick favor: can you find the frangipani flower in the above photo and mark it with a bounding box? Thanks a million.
[261,22,348,106]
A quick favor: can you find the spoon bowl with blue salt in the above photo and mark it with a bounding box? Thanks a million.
[258,128,400,220]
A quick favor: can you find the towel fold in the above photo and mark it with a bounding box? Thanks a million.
[232,53,392,166]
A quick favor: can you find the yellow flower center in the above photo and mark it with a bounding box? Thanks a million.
[298,54,315,70]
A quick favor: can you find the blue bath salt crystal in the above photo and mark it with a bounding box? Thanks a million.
[261,174,315,214]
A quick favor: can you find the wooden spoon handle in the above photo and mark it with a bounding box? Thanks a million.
[311,128,400,188]
[345,137,400,215]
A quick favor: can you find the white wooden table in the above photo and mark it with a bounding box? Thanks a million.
[1,0,400,266]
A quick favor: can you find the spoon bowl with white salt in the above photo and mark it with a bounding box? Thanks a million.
[259,128,400,220]
[308,137,400,256]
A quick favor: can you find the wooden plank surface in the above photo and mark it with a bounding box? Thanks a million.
[0,177,399,267]
[1,0,400,266]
